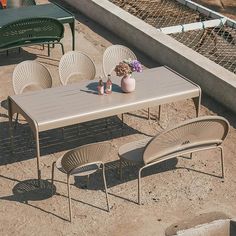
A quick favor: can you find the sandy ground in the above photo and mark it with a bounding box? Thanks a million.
[0,1,236,236]
[193,0,236,19]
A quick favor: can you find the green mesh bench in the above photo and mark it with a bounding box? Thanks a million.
[0,17,65,56]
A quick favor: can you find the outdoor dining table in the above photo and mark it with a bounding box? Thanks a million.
[0,3,75,50]
[8,66,201,180]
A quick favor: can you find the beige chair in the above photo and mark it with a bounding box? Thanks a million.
[119,116,229,205]
[103,45,147,121]
[103,45,152,120]
[12,60,52,125]
[102,44,137,77]
[59,51,96,85]
[51,142,111,222]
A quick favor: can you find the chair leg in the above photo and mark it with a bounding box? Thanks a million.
[121,113,124,125]
[119,159,123,180]
[87,175,90,187]
[51,161,56,195]
[219,146,225,179]
[102,164,110,212]
[48,44,50,57]
[157,105,161,121]
[147,108,150,120]
[138,168,142,205]
[61,43,65,55]
[67,174,72,222]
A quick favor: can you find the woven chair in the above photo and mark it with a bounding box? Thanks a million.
[59,51,96,85]
[103,45,151,120]
[51,142,111,222]
[7,0,36,8]
[118,116,229,205]
[13,60,52,126]
[0,17,64,56]
[102,45,137,77]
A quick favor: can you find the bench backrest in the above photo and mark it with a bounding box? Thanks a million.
[0,17,64,49]
[143,116,229,164]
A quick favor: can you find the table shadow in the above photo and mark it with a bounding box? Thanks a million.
[0,115,149,166]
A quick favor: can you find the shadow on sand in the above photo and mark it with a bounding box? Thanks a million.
[0,115,151,166]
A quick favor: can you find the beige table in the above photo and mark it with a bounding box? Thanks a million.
[8,66,201,180]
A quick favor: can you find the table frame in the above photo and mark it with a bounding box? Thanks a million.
[8,66,201,180]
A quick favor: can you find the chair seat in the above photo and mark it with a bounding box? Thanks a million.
[118,137,152,163]
[56,156,100,176]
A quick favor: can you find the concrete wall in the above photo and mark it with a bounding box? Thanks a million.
[64,0,236,113]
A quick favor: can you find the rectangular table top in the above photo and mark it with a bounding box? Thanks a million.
[9,66,200,132]
[0,3,74,27]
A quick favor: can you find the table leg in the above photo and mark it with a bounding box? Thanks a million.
[69,20,75,51]
[192,95,201,117]
[156,105,161,122]
[35,131,41,182]
[8,99,14,152]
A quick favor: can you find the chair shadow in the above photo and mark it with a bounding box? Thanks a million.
[73,158,178,203]
[0,48,37,66]
[177,166,224,180]
[0,116,149,166]
[0,178,69,221]
[54,192,109,213]
[0,175,109,220]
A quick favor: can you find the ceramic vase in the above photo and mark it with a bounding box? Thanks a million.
[121,74,135,93]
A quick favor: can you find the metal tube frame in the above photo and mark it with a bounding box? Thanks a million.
[121,144,225,205]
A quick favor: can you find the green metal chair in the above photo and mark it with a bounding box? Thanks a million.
[0,17,64,56]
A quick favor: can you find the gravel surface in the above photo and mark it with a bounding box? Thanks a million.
[0,1,236,235]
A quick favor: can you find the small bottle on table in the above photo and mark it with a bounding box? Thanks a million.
[97,78,104,95]
[106,74,112,94]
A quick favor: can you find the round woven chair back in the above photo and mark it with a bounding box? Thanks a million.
[13,60,52,94]
[143,116,229,164]
[103,45,137,77]
[61,142,112,174]
[59,51,96,85]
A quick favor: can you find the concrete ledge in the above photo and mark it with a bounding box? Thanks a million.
[64,0,236,113]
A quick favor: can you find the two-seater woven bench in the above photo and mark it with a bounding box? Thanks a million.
[0,17,64,56]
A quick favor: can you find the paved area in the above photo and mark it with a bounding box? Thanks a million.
[0,1,236,235]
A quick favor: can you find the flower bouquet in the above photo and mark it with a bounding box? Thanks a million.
[114,59,142,93]
[114,59,142,76]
